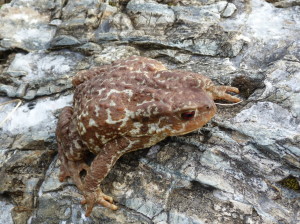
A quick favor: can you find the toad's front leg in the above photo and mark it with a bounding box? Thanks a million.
[81,136,149,216]
[56,107,117,216]
[207,85,241,103]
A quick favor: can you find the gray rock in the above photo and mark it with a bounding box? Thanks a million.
[0,149,55,224]
[109,12,134,34]
[59,18,87,34]
[47,0,245,58]
[1,51,83,99]
[172,1,231,25]
[0,0,300,223]
[123,1,244,57]
[73,42,103,55]
[126,0,175,29]
[257,58,300,118]
[0,199,14,224]
[93,45,140,65]
[0,94,73,223]
[0,85,17,97]
[50,35,81,48]
[86,3,118,30]
[270,0,300,8]
[0,4,56,51]
[118,29,244,57]
[49,19,62,26]
[9,0,60,13]
[61,0,98,21]
[221,3,237,18]
[172,5,219,24]
[15,83,28,98]
[0,95,72,148]
[220,101,300,168]
[143,49,191,63]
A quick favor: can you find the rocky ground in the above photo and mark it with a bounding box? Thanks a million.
[0,0,299,223]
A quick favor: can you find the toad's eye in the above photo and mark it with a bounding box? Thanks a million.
[181,111,195,120]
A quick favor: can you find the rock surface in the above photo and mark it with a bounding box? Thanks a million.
[0,0,299,224]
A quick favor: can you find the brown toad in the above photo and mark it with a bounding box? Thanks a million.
[56,56,240,216]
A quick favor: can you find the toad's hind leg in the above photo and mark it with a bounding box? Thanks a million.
[56,106,90,191]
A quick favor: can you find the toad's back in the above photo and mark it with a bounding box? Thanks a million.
[73,56,216,149]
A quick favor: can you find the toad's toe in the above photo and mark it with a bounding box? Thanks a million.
[212,85,241,103]
[82,189,118,216]
[59,167,70,182]
[58,159,90,191]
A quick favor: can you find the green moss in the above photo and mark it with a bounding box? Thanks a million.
[279,176,300,191]
[109,2,117,7]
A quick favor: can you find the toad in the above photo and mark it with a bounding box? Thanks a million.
[56,56,240,216]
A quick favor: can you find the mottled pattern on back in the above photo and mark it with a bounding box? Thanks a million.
[73,56,215,152]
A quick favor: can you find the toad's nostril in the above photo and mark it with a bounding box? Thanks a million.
[206,105,211,110]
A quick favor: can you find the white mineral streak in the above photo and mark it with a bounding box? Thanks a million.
[233,102,300,151]
[0,6,55,50]
[7,53,76,81]
[0,95,72,134]
[221,0,300,41]
[0,201,14,224]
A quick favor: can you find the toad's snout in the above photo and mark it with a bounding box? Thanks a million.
[199,96,217,113]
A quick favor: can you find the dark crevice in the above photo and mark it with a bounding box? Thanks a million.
[134,43,180,52]
[190,180,218,192]
[0,191,13,201]
[79,169,87,181]
[231,75,265,98]
[0,48,29,59]
[83,150,96,166]
[62,0,69,8]
[0,50,14,65]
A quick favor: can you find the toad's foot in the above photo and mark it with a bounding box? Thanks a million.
[81,189,118,216]
[59,157,90,191]
[211,85,241,103]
